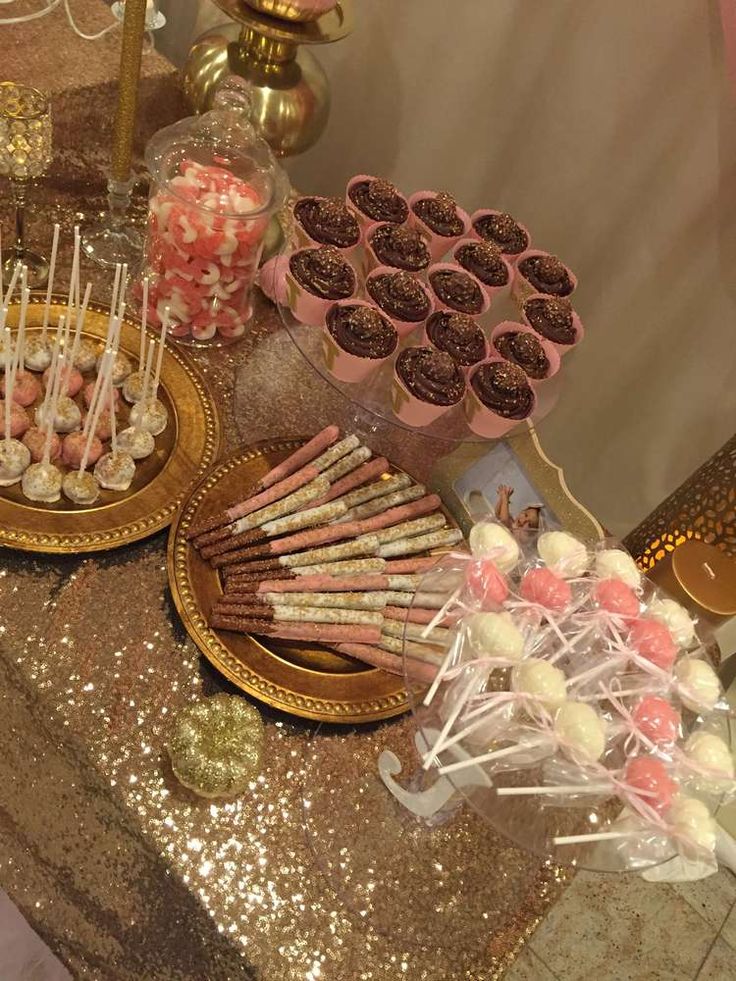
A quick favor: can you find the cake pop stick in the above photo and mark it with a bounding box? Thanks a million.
[437,736,550,776]
[79,351,112,472]
[39,316,64,427]
[82,316,118,437]
[109,362,118,453]
[553,830,641,846]
[108,263,122,338]
[40,223,60,341]
[117,263,128,319]
[139,277,149,368]
[3,327,11,446]
[63,281,92,388]
[41,352,66,465]
[65,226,81,326]
[151,306,169,400]
[2,262,22,317]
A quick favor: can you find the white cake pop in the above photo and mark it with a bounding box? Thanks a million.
[675,659,721,714]
[648,597,696,648]
[537,531,588,578]
[23,334,52,372]
[74,338,98,373]
[117,426,154,459]
[122,277,150,404]
[594,549,641,589]
[0,440,30,486]
[467,611,524,661]
[129,398,167,436]
[468,522,519,573]
[685,732,734,778]
[670,797,717,852]
[22,461,62,502]
[122,371,145,404]
[512,659,567,709]
[95,450,136,490]
[554,703,606,763]
[44,395,82,433]
[62,470,99,505]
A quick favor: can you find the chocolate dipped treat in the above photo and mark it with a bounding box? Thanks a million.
[347,177,408,224]
[429,267,485,315]
[517,253,575,297]
[294,196,360,249]
[396,347,465,406]
[368,223,430,272]
[472,211,529,256]
[289,246,356,300]
[470,361,534,419]
[327,303,397,360]
[411,192,465,237]
[454,240,509,288]
[366,270,432,325]
[493,330,550,380]
[523,296,578,345]
[425,312,486,367]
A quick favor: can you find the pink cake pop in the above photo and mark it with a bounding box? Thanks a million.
[61,431,103,469]
[631,695,681,746]
[1,369,40,407]
[623,757,678,814]
[629,619,677,670]
[43,364,83,398]
[0,400,29,438]
[22,426,61,463]
[83,381,119,409]
[466,558,509,608]
[594,578,639,619]
[520,567,572,612]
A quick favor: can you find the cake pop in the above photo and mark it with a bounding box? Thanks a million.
[670,797,717,852]
[22,426,61,463]
[520,567,572,612]
[45,395,82,434]
[537,531,588,578]
[23,224,59,371]
[631,695,680,746]
[674,659,721,714]
[62,352,111,505]
[684,732,734,779]
[465,558,509,608]
[43,363,82,398]
[648,597,696,649]
[74,338,98,373]
[512,659,567,708]
[117,337,155,459]
[594,548,641,589]
[629,619,677,671]
[0,325,30,485]
[61,431,102,469]
[122,277,149,404]
[129,310,169,436]
[593,579,640,619]
[94,366,135,492]
[83,381,119,409]
[0,400,29,438]
[623,757,677,813]
[467,611,524,661]
[22,349,66,502]
[468,521,519,573]
[554,702,606,763]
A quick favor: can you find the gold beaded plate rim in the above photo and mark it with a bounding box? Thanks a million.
[167,439,458,724]
[0,297,221,554]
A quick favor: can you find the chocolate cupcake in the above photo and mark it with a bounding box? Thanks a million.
[425,311,487,369]
[323,300,398,382]
[522,294,582,352]
[471,210,530,257]
[346,175,408,228]
[393,345,466,427]
[367,223,430,272]
[428,264,487,315]
[493,330,550,380]
[453,240,510,295]
[409,191,471,261]
[293,196,360,250]
[515,251,576,299]
[465,359,536,437]
[287,246,356,324]
[365,267,433,334]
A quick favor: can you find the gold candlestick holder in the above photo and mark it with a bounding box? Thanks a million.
[182,0,353,158]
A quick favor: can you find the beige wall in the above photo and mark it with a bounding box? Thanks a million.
[159,0,736,537]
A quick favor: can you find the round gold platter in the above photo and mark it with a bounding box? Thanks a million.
[168,439,458,724]
[0,298,221,554]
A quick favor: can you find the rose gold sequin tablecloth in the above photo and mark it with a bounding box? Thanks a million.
[0,6,567,978]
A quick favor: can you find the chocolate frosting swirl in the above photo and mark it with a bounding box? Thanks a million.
[366,271,431,322]
[396,346,466,406]
[289,246,356,300]
[426,312,486,366]
[454,241,508,287]
[494,331,550,379]
[412,192,464,236]
[294,196,360,248]
[369,224,430,272]
[471,361,534,418]
[472,212,529,255]
[348,178,408,223]
[523,297,576,344]
[327,304,397,359]
[518,254,574,296]
[429,269,484,314]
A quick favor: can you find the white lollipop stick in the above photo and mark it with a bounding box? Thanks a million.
[2,326,11,446]
[107,264,122,343]
[83,313,119,437]
[139,338,154,414]
[2,261,22,316]
[41,223,60,340]
[423,669,485,770]
[117,263,128,320]
[139,277,149,368]
[109,367,118,454]
[80,351,112,472]
[12,279,30,386]
[65,281,92,380]
[43,351,67,463]
[437,737,549,776]
[497,784,622,797]
[566,658,623,690]
[40,316,64,427]
[151,306,169,400]
[423,626,464,708]
[65,226,80,326]
[553,831,641,846]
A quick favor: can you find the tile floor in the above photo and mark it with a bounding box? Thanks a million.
[507,868,736,980]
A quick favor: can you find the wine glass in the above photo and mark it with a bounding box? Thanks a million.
[0,81,52,288]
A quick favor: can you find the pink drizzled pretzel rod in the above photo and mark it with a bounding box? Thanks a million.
[334,644,438,682]
[305,456,389,510]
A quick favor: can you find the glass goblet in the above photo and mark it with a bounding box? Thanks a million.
[0,81,52,289]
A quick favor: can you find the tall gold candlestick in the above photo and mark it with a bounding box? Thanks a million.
[111,0,148,184]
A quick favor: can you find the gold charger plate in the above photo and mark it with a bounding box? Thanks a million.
[168,439,459,723]
[0,298,221,554]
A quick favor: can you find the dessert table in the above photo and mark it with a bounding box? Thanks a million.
[0,4,568,978]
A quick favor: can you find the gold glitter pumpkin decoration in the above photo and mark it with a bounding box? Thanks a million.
[168,694,264,798]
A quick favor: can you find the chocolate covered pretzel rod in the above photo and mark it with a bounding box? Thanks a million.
[379,633,444,662]
[221,591,389,610]
[187,424,340,540]
[307,456,389,510]
[377,528,464,558]
[224,574,420,595]
[337,483,426,523]
[212,602,383,626]
[334,644,438,683]
[222,555,440,588]
[335,473,412,515]
[222,534,382,578]
[210,617,381,645]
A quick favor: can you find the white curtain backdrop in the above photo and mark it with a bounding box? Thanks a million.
[157,0,736,538]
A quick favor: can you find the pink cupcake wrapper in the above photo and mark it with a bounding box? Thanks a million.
[321,300,396,383]
[512,249,578,306]
[421,319,488,378]
[364,264,435,338]
[489,320,561,386]
[464,355,537,438]
[285,252,357,326]
[451,237,513,302]
[391,371,459,428]
[520,291,585,357]
[427,261,491,317]
[345,175,409,238]
[469,209,531,261]
[408,191,471,262]
[292,197,362,258]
